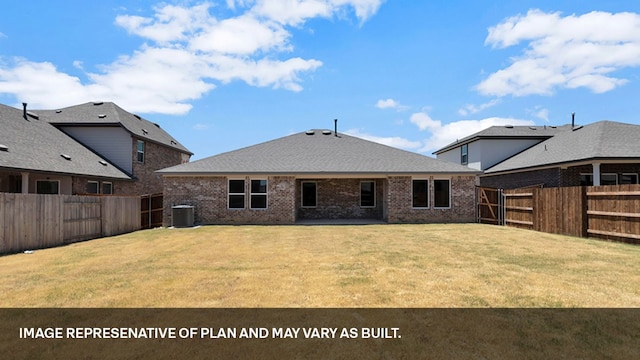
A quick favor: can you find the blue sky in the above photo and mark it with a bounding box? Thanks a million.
[2,1,640,160]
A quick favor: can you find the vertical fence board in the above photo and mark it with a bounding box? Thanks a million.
[500,185,640,243]
[0,193,143,254]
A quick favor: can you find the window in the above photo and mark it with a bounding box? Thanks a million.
[228,179,245,209]
[102,182,113,195]
[360,181,375,207]
[620,173,639,185]
[434,179,451,208]
[580,173,593,186]
[36,180,59,194]
[301,182,317,208]
[137,140,145,163]
[412,180,429,208]
[250,179,268,209]
[461,144,468,165]
[87,181,99,194]
[601,173,618,186]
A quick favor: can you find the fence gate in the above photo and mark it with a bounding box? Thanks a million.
[141,193,163,229]
[476,187,504,225]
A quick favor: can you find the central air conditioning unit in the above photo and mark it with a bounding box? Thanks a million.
[172,205,194,228]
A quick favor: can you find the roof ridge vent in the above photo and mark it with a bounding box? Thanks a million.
[99,160,108,166]
[60,154,71,161]
[572,125,583,131]
[98,114,107,118]
[529,126,536,130]
[26,111,39,120]
[305,130,315,135]
[93,102,104,106]
[322,130,332,135]
[134,114,141,120]
[505,124,514,128]
[55,110,62,113]
[0,144,8,152]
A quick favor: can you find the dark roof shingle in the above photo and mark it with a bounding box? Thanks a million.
[37,102,192,155]
[0,104,131,179]
[159,130,479,175]
[485,121,640,173]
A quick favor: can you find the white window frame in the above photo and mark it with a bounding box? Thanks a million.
[136,140,145,163]
[601,173,618,186]
[360,180,376,208]
[36,180,60,195]
[301,181,317,208]
[412,178,429,209]
[620,173,639,185]
[87,181,99,194]
[461,144,468,165]
[433,178,451,209]
[250,179,268,210]
[102,182,113,195]
[228,179,246,209]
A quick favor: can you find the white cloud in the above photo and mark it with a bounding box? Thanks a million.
[408,111,534,152]
[477,9,640,97]
[458,98,501,116]
[375,98,408,111]
[345,128,422,150]
[0,1,382,114]
[528,106,549,122]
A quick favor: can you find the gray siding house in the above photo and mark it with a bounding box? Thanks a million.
[434,125,571,171]
[480,121,640,189]
[1,101,192,196]
[38,102,192,195]
[0,103,131,195]
[158,129,480,225]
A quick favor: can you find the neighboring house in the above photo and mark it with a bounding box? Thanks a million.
[434,124,571,171]
[0,103,131,195]
[158,129,479,225]
[37,102,192,195]
[480,121,640,189]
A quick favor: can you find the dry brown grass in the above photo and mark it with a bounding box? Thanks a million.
[1,223,639,307]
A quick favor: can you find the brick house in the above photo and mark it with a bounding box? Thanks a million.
[0,103,131,194]
[38,102,192,195]
[158,129,479,225]
[0,102,191,195]
[480,121,640,189]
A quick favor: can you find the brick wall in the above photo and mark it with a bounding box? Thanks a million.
[480,168,561,189]
[387,175,476,223]
[296,178,384,220]
[163,176,296,225]
[118,138,190,195]
[481,163,640,189]
[71,176,132,195]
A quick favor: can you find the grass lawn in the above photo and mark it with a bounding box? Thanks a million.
[1,223,639,307]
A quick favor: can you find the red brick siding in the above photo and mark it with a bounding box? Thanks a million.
[296,179,385,220]
[387,175,476,223]
[118,137,190,195]
[163,176,296,225]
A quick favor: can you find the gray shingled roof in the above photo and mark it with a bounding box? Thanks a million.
[485,121,640,174]
[0,104,131,179]
[37,102,192,155]
[433,124,572,154]
[158,130,479,175]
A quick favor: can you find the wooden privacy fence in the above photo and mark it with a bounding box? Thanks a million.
[141,193,163,229]
[502,185,640,242]
[0,193,141,254]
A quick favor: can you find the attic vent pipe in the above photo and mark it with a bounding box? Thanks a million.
[334,119,338,137]
[572,112,575,128]
[22,103,27,120]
